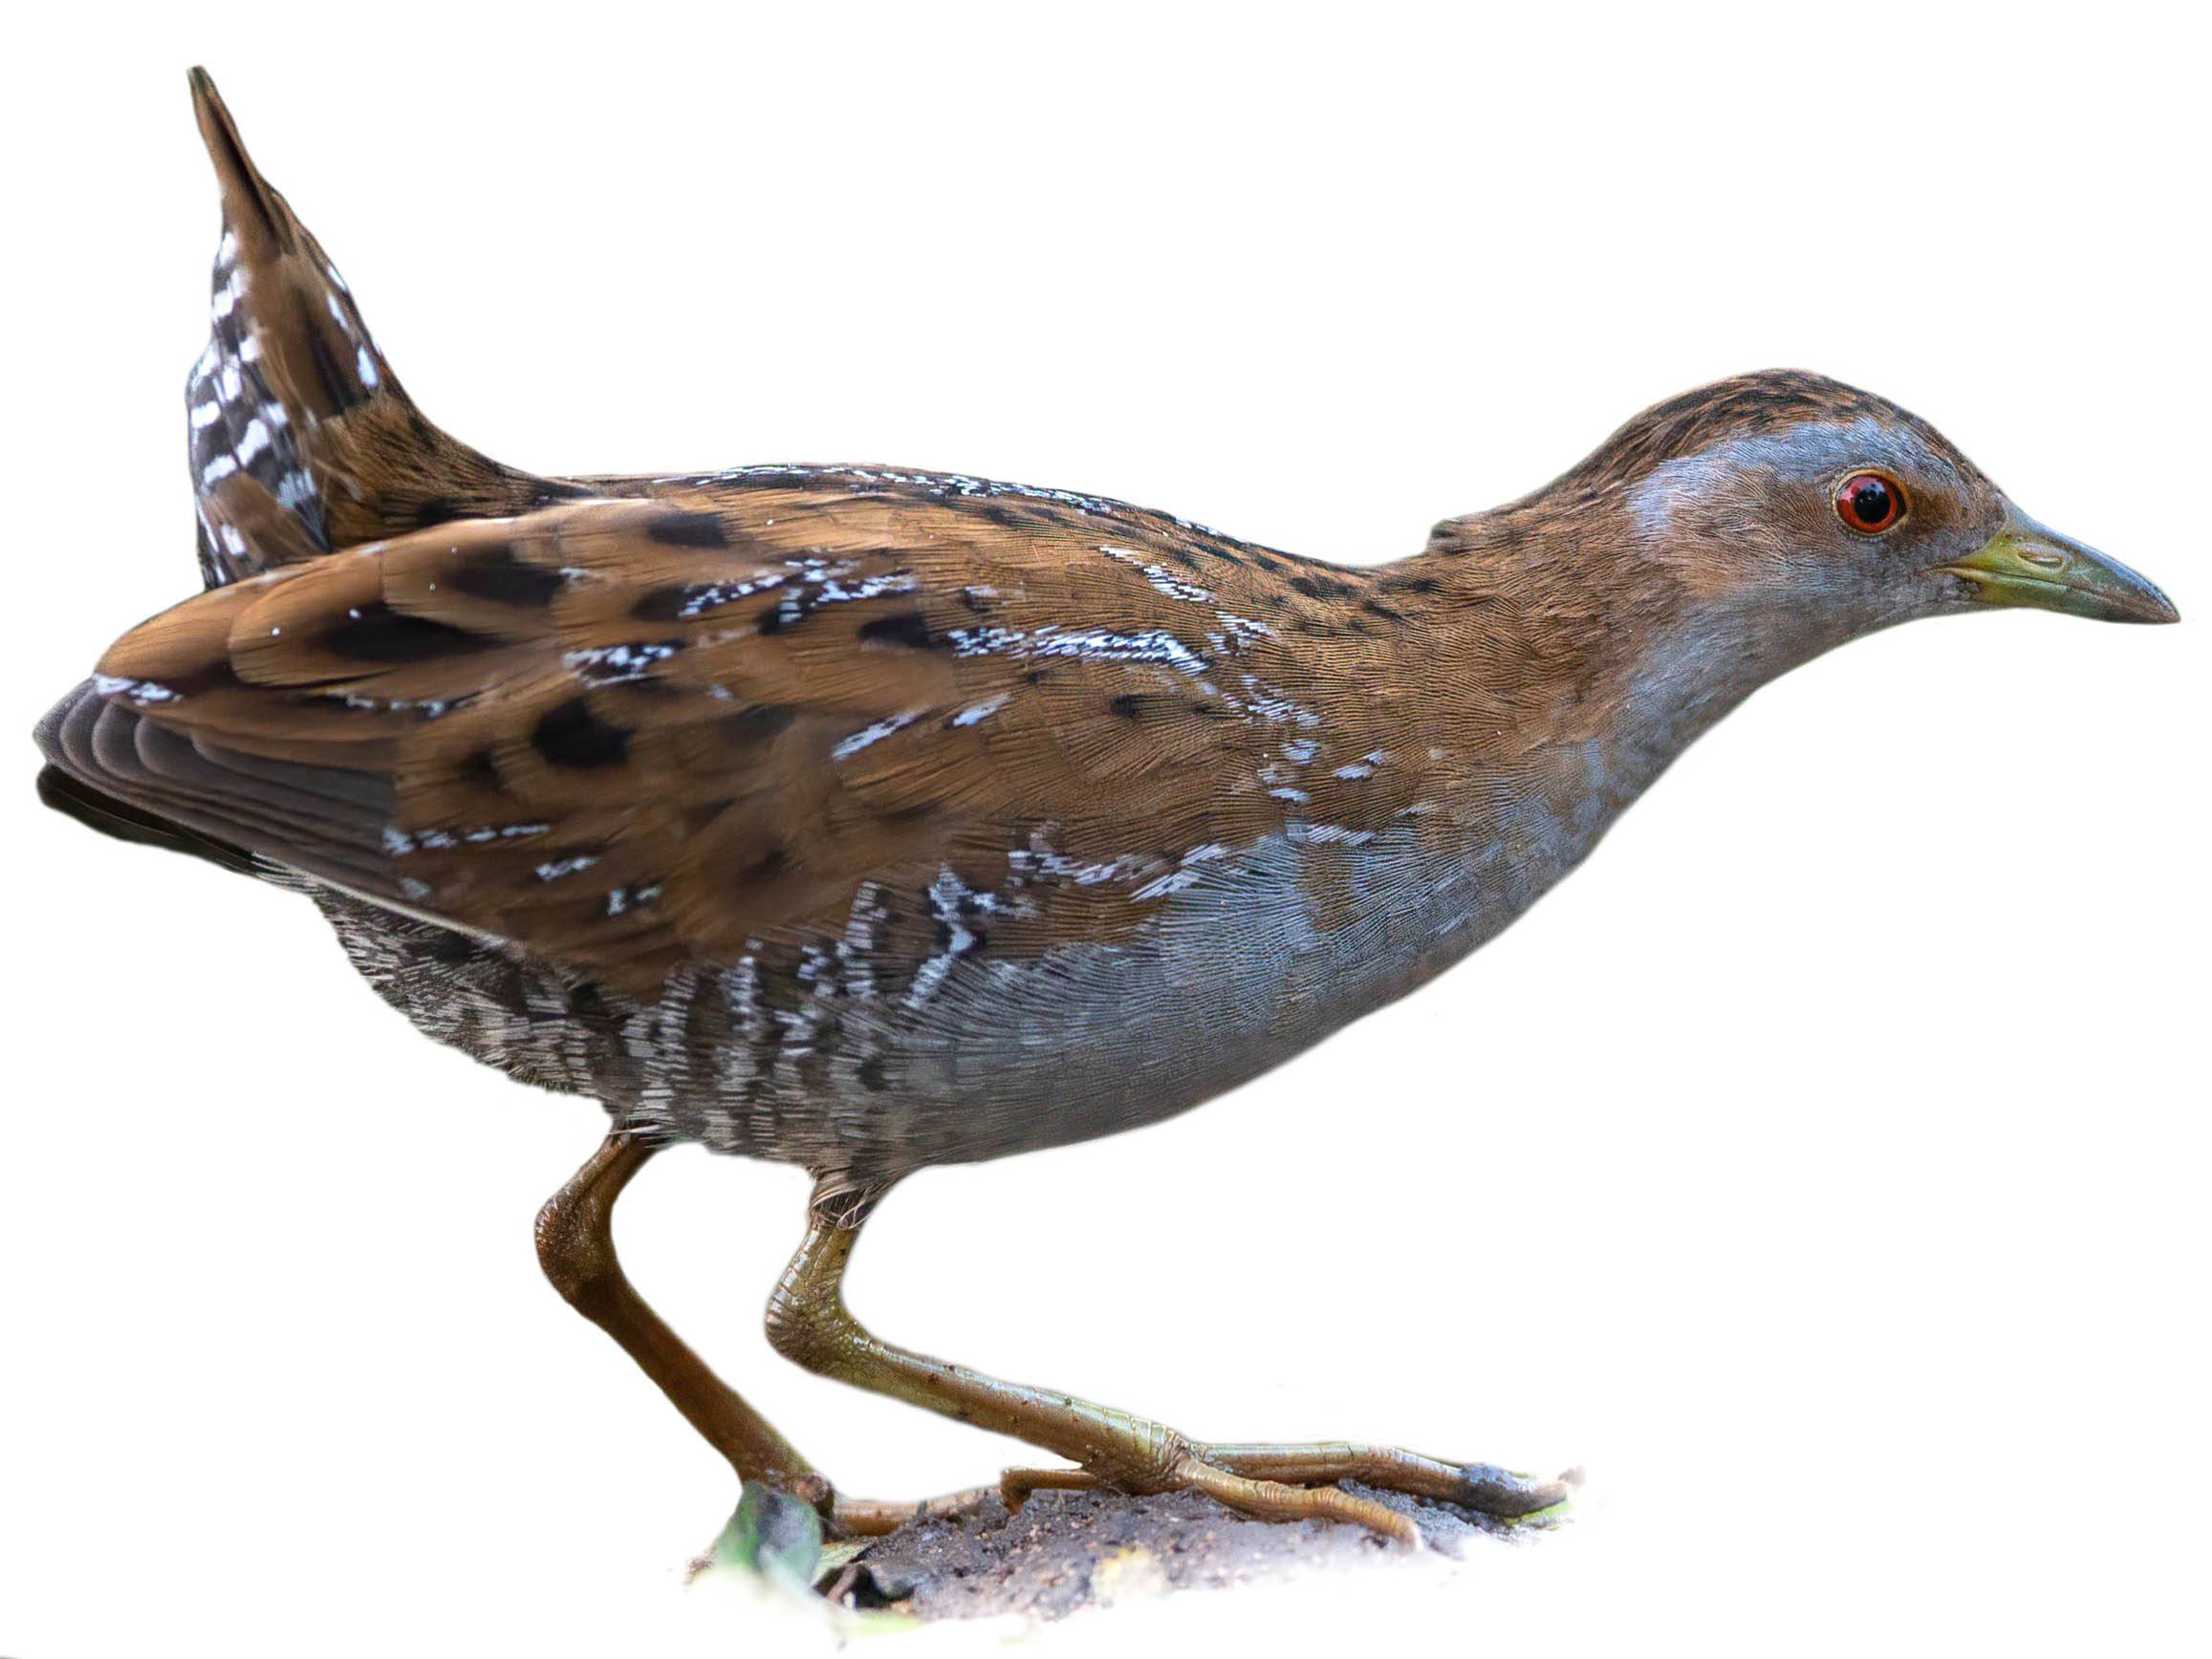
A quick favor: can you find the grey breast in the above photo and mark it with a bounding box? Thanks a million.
[313,792,1608,1181]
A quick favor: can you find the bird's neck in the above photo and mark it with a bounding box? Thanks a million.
[1366,495,1863,939]
[1409,492,1865,789]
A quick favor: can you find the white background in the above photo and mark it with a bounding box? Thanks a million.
[3,7,2203,1655]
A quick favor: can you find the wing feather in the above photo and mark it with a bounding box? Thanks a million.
[48,495,1347,995]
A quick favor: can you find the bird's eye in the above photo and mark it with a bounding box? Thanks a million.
[1834,470,1906,534]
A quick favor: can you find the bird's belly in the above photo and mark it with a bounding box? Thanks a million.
[313,816,1599,1181]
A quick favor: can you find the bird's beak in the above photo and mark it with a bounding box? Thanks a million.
[1939,505,2179,624]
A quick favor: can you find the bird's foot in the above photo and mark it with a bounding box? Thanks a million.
[767,1194,1572,1551]
[1001,1440,1576,1542]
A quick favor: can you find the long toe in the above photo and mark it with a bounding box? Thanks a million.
[1174,1457,1422,1547]
[828,1484,1000,1539]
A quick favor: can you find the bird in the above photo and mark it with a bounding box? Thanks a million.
[34,69,2179,1550]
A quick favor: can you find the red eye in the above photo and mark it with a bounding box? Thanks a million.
[1835,470,1905,533]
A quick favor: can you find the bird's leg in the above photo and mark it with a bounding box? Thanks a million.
[535,1136,1044,1540]
[534,1133,828,1506]
[764,1181,1564,1543]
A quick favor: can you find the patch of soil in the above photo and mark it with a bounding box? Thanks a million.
[824,1483,1538,1622]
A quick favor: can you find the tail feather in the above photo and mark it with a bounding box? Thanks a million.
[184,68,569,589]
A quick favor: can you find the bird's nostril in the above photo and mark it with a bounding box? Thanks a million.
[2018,546,2068,571]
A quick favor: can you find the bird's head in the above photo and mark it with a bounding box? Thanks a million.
[1420,370,2183,778]
[1588,370,2178,638]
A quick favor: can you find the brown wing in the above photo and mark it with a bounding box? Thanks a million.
[48,496,1339,995]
